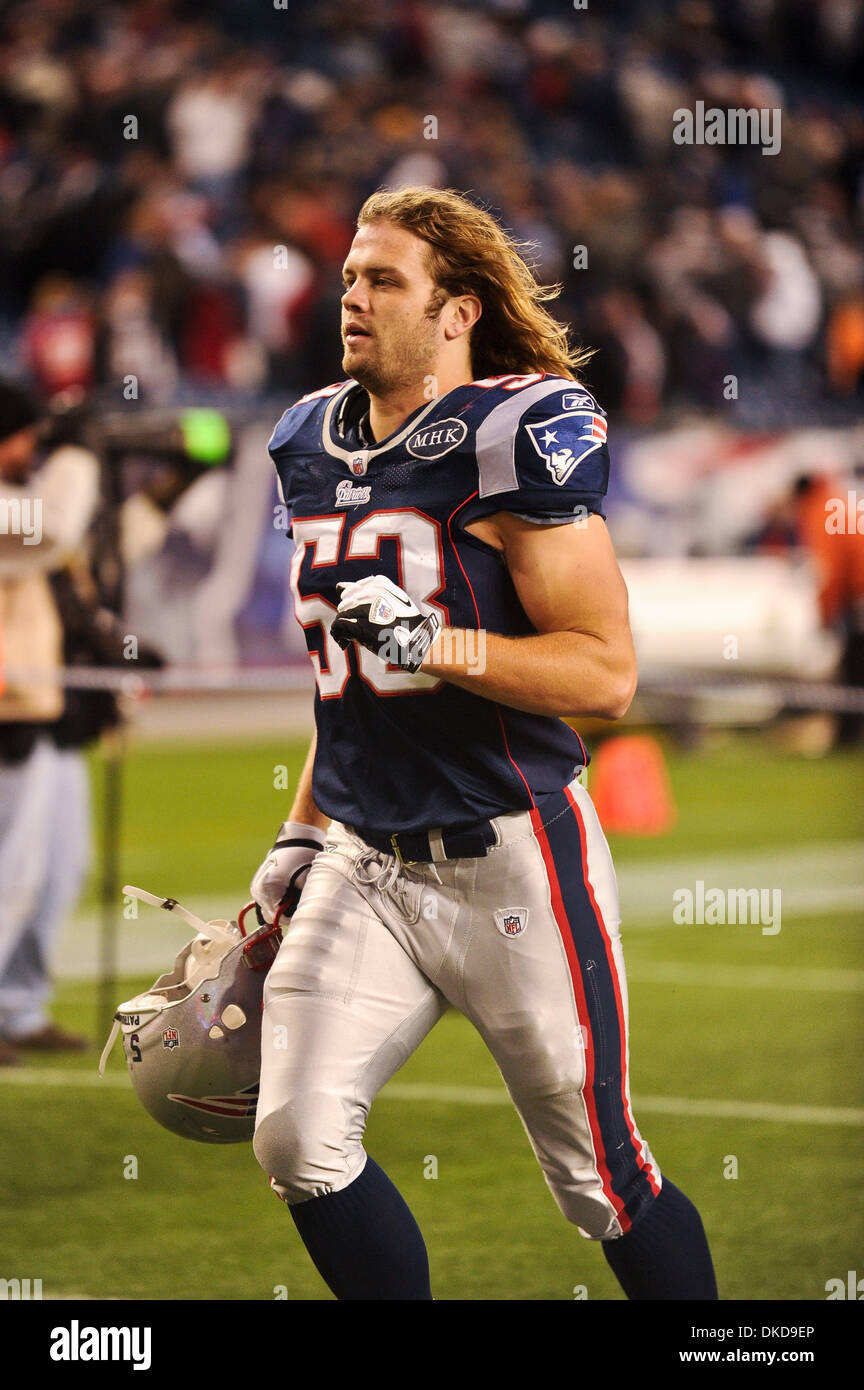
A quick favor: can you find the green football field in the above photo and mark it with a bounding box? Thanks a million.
[1,732,862,1301]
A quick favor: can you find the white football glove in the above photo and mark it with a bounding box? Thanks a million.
[330,574,441,673]
[250,820,327,924]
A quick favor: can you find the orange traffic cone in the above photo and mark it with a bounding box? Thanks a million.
[587,735,676,835]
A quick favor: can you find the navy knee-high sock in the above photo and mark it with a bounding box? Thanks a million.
[602,1178,718,1300]
[289,1156,432,1300]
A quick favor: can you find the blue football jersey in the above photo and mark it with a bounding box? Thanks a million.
[269,372,610,837]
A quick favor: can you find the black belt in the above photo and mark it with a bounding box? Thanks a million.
[352,819,499,864]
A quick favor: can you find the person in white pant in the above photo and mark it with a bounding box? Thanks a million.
[245,188,718,1300]
[0,381,99,1064]
[0,744,90,1044]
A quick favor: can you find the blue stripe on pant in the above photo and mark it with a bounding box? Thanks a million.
[536,786,658,1231]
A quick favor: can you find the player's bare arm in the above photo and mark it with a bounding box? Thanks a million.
[422,511,637,721]
[286,728,328,831]
[248,728,328,923]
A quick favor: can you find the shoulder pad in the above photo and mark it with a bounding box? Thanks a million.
[268,382,348,458]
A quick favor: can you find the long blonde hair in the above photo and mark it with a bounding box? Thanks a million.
[356,187,593,380]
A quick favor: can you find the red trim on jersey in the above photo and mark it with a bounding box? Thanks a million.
[530,806,625,1225]
[496,710,536,807]
[347,506,448,616]
[296,381,347,405]
[345,505,447,699]
[290,515,351,701]
[300,512,346,567]
[471,372,547,390]
[563,783,662,1199]
[446,491,482,627]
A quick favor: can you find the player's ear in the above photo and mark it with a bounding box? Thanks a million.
[443,294,482,342]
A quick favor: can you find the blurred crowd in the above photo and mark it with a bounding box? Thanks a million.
[0,0,862,427]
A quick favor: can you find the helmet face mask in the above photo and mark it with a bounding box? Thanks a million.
[105,901,282,1144]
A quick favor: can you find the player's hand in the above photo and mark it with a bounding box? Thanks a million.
[330,574,441,674]
[250,821,327,924]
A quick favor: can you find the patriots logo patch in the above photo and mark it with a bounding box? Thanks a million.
[524,410,607,486]
[168,1081,259,1119]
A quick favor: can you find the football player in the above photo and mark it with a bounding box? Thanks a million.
[250,187,717,1301]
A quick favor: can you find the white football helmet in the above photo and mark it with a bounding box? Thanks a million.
[99,887,282,1143]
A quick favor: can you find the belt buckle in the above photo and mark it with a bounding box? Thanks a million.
[390,833,404,865]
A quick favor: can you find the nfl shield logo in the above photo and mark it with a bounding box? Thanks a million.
[162,1027,180,1050]
[350,454,368,476]
[493,907,528,938]
[369,597,395,625]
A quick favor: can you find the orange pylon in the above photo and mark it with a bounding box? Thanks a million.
[588,734,676,835]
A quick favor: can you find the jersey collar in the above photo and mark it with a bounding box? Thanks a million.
[321,381,444,467]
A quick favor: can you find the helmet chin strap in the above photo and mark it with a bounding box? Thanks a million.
[98,1021,121,1077]
[122,885,239,943]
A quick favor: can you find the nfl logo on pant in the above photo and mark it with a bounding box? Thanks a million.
[494,908,529,937]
